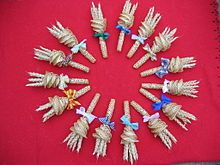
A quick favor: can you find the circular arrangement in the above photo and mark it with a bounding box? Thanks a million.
[26,1,199,164]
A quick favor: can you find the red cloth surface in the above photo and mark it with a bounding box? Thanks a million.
[0,0,220,164]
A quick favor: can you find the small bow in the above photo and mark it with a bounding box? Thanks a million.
[120,115,139,130]
[63,89,81,110]
[58,74,69,90]
[162,79,170,93]
[76,106,97,124]
[152,94,172,110]
[94,32,110,40]
[143,44,157,61]
[155,58,170,78]
[116,24,131,35]
[99,116,115,129]
[143,112,160,122]
[131,34,146,44]
[61,54,72,66]
[71,39,87,53]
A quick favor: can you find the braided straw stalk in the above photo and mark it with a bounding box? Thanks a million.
[133,27,178,69]
[127,7,161,58]
[121,101,138,164]
[63,93,101,152]
[26,71,89,90]
[34,46,90,73]
[36,86,91,122]
[139,88,197,131]
[48,21,96,63]
[142,79,199,98]
[93,99,116,158]
[117,0,138,52]
[130,101,176,149]
[140,56,197,77]
[91,3,108,58]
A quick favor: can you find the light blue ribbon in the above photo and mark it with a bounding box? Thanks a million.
[155,58,170,78]
[116,24,131,35]
[99,116,115,129]
[71,39,87,53]
[131,34,146,44]
[76,106,97,124]
[152,94,172,110]
[120,115,139,130]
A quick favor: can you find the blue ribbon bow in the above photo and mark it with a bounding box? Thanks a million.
[131,34,146,44]
[61,54,72,66]
[94,32,110,40]
[71,39,87,54]
[155,58,170,78]
[116,24,131,35]
[120,115,139,130]
[99,117,115,129]
[152,94,172,110]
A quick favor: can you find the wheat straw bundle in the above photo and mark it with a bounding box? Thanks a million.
[139,88,197,131]
[91,2,109,58]
[63,93,101,152]
[34,46,90,73]
[127,7,161,58]
[36,86,91,122]
[140,56,196,78]
[142,79,199,98]
[120,101,139,164]
[48,21,96,63]
[133,27,178,69]
[116,0,138,52]
[93,99,116,158]
[26,71,89,90]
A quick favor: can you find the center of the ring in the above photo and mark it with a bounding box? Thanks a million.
[89,55,142,100]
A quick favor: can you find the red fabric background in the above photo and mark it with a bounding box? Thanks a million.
[0,0,220,164]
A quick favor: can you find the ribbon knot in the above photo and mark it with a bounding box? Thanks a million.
[71,39,87,53]
[99,116,115,130]
[162,79,170,93]
[76,106,97,124]
[152,94,172,110]
[131,34,146,44]
[143,112,160,122]
[155,58,170,78]
[63,89,81,110]
[143,44,157,61]
[94,32,110,40]
[116,24,131,35]
[120,115,139,130]
[61,54,72,66]
[58,74,69,90]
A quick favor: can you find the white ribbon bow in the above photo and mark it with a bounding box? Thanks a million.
[162,79,170,93]
[71,39,87,54]
[143,112,160,122]
[143,44,157,61]
[76,106,97,124]
[131,34,146,44]
[58,74,69,90]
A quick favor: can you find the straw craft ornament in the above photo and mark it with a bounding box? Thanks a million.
[36,86,91,122]
[120,101,139,164]
[116,0,138,52]
[140,56,197,78]
[91,2,109,58]
[93,99,116,158]
[130,101,177,149]
[48,21,96,63]
[34,46,90,73]
[141,79,199,98]
[139,88,197,131]
[133,27,178,69]
[127,7,161,58]
[63,93,101,152]
[26,71,89,90]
